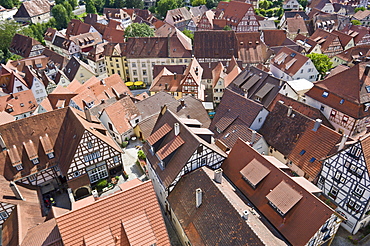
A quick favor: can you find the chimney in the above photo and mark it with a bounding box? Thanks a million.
[196,188,202,208]
[287,106,293,117]
[251,130,257,144]
[365,64,370,76]
[312,119,322,132]
[242,210,249,220]
[174,123,180,136]
[165,83,168,90]
[180,98,185,107]
[338,134,348,151]
[10,181,24,200]
[84,106,92,122]
[101,99,105,104]
[92,189,99,201]
[67,188,75,203]
[214,168,222,184]
[174,72,177,80]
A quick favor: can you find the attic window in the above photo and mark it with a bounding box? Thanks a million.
[299,150,306,155]
[15,164,23,171]
[366,86,370,93]
[322,92,329,97]
[20,103,24,107]
[309,157,316,163]
[340,99,345,104]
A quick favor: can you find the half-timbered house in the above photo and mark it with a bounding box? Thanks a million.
[305,62,370,137]
[143,107,227,206]
[317,134,370,234]
[0,107,123,199]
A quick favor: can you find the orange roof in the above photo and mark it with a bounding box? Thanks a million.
[56,180,170,246]
[147,123,172,145]
[156,136,185,160]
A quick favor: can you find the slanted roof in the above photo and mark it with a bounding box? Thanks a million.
[194,31,238,59]
[147,123,172,145]
[240,158,270,186]
[266,181,303,214]
[167,167,264,246]
[222,139,338,246]
[56,180,170,246]
[271,46,309,77]
[13,0,51,18]
[353,10,370,21]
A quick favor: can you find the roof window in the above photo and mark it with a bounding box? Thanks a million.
[299,150,306,155]
[366,86,370,93]
[322,91,329,98]
[309,157,316,163]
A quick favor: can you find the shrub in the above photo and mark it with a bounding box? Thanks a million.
[96,179,108,191]
[121,141,128,148]
[115,176,120,180]
[123,171,129,179]
[138,150,146,160]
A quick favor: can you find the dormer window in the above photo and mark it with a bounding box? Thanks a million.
[47,152,55,159]
[365,103,370,111]
[15,164,23,171]
[32,158,39,165]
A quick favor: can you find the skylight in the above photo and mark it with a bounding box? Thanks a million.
[366,86,370,93]
[322,92,329,98]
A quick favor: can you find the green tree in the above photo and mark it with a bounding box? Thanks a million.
[0,20,21,52]
[259,0,272,9]
[182,29,194,40]
[306,53,332,77]
[125,23,155,38]
[68,0,78,9]
[355,7,366,13]
[206,0,218,9]
[156,0,179,18]
[298,0,308,8]
[192,0,206,6]
[86,0,97,13]
[63,1,73,19]
[351,19,361,25]
[52,4,70,30]
[275,7,283,18]
[223,25,232,30]
[0,0,15,9]
[125,0,144,9]
[113,0,124,8]
[94,0,105,13]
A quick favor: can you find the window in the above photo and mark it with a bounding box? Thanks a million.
[133,70,137,76]
[320,105,325,111]
[348,146,361,158]
[301,69,304,73]
[28,174,37,182]
[143,70,147,76]
[331,110,337,116]
[308,68,312,72]
[347,198,361,212]
[83,151,101,162]
[319,177,325,184]
[344,161,350,168]
[113,156,119,163]
[353,185,365,197]
[356,168,363,177]
[329,186,338,199]
[340,99,345,104]
[15,164,23,171]
[0,211,8,220]
[142,63,146,67]
[32,158,39,165]
[17,86,23,92]
[87,142,93,149]
[201,158,207,165]
[366,86,370,93]
[322,91,329,97]
[309,157,316,163]
[342,115,349,122]
[74,171,80,177]
[87,162,108,183]
[299,150,306,155]
[116,64,119,68]
[47,152,54,159]
[108,122,114,131]
[268,201,285,216]
[334,171,345,183]
[132,62,136,67]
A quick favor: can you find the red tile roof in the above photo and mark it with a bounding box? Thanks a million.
[147,123,172,145]
[222,139,338,246]
[156,136,185,160]
[56,180,170,246]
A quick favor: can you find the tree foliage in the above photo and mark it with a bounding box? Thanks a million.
[113,0,124,8]
[192,0,206,6]
[68,0,78,9]
[355,7,366,13]
[351,19,361,25]
[223,25,232,30]
[156,0,179,18]
[125,23,155,38]
[52,4,70,30]
[298,0,307,8]
[0,0,20,9]
[125,0,144,9]
[259,0,272,9]
[86,0,97,13]
[306,53,332,77]
[182,29,194,40]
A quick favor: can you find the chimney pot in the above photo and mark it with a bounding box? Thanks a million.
[251,130,257,145]
[196,188,202,208]
[312,119,322,132]
[174,123,180,136]
[287,106,293,117]
[214,168,223,183]
[338,134,348,151]
[242,210,249,220]
[92,189,99,201]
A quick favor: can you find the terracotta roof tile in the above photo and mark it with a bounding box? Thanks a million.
[56,180,170,246]
[23,139,38,160]
[156,136,185,160]
[147,123,172,146]
[222,139,338,246]
[240,158,270,186]
[39,133,54,154]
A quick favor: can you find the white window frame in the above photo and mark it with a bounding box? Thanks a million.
[87,162,108,183]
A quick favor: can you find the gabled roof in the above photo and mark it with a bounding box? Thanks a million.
[66,19,92,37]
[210,88,264,136]
[229,65,285,108]
[286,15,309,34]
[13,0,51,18]
[56,180,170,246]
[102,97,140,134]
[167,167,264,246]
[333,44,370,63]
[216,1,255,26]
[342,25,370,45]
[135,91,177,118]
[222,139,338,246]
[63,57,96,81]
[331,30,354,49]
[143,109,226,188]
[305,62,370,118]
[236,32,272,64]
[0,90,37,116]
[309,28,343,53]
[194,31,238,59]
[353,9,370,21]
[271,46,309,76]
[262,30,289,47]
[9,34,43,58]
[69,32,102,50]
